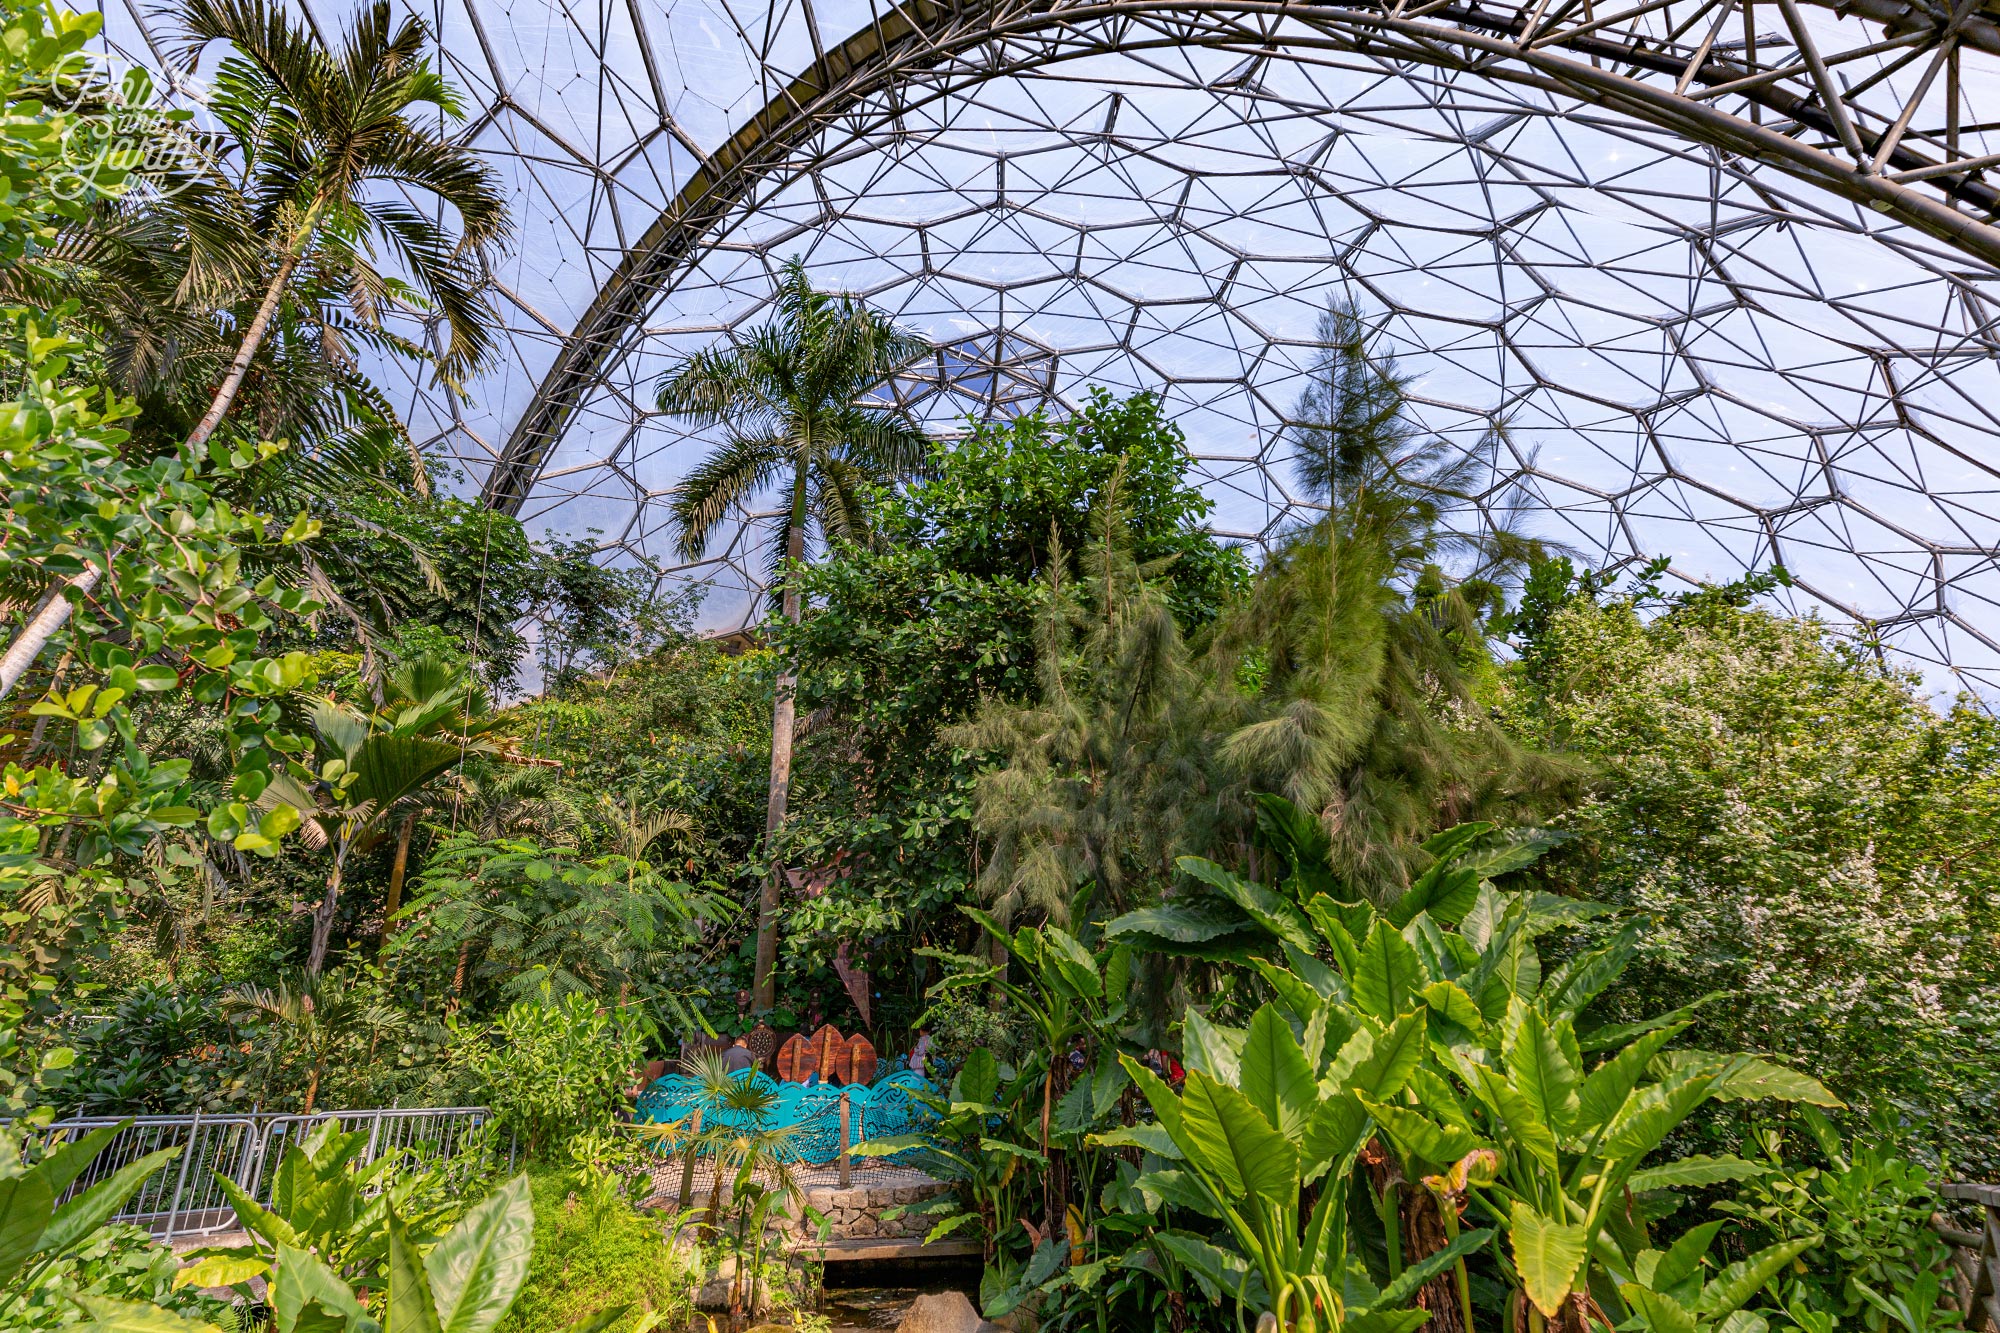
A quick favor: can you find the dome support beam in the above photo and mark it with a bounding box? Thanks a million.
[483,0,2000,514]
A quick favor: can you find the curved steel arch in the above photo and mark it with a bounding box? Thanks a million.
[482,0,2000,512]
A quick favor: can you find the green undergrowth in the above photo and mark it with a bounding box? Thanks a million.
[497,1167,697,1333]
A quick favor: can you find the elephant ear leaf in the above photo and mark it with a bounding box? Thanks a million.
[388,1211,444,1333]
[1510,1202,1587,1318]
[1180,1070,1298,1200]
[1240,1004,1316,1140]
[426,1174,535,1333]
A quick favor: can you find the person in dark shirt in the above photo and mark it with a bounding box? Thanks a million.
[722,1037,756,1073]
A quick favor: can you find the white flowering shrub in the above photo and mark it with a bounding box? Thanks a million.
[1508,593,2000,1174]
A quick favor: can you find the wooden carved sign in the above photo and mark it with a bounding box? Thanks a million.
[776,1033,816,1083]
[775,1028,879,1084]
[846,1035,878,1086]
[812,1024,849,1085]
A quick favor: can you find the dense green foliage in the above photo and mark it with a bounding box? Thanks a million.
[498,1168,695,1333]
[0,3,1990,1329]
[1506,567,2000,1172]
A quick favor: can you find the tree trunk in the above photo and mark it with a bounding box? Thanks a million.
[377,813,416,953]
[751,464,810,1010]
[1403,1185,1469,1333]
[187,248,303,450]
[0,241,304,702]
[307,845,346,975]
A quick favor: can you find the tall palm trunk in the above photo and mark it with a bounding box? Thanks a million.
[308,838,347,974]
[377,812,416,952]
[0,242,305,702]
[751,460,810,1010]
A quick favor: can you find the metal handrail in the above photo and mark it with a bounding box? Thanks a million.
[32,1107,498,1241]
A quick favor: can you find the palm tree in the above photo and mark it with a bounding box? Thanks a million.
[222,970,405,1113]
[654,257,931,1010]
[263,655,503,973]
[0,0,511,697]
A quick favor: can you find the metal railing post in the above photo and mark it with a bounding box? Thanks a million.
[162,1110,198,1243]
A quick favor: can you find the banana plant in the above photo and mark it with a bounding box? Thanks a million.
[1093,999,1497,1333]
[0,1120,191,1328]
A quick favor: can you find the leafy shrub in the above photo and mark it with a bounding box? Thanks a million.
[1719,1111,1956,1328]
[470,988,643,1159]
[498,1167,695,1333]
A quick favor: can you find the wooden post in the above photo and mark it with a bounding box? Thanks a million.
[676,1107,704,1210]
[1938,1183,2000,1331]
[838,1093,852,1187]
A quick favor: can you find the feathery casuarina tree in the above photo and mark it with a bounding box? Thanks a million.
[654,256,930,1009]
[1219,300,1575,900]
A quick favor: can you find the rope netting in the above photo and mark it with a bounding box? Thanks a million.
[634,1067,940,1166]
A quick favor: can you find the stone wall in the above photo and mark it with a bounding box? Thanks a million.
[785,1178,954,1242]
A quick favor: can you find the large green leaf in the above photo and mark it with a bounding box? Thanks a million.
[1176,856,1317,954]
[1119,1055,1185,1145]
[952,1047,999,1108]
[1240,1004,1315,1139]
[1373,1227,1497,1308]
[1620,1284,1701,1333]
[1089,1125,1183,1159]
[70,1296,228,1333]
[1182,1007,1245,1085]
[1353,919,1425,1022]
[1598,1071,1719,1162]
[1505,1008,1581,1137]
[216,1172,301,1249]
[1132,1170,1221,1217]
[1105,899,1256,947]
[1648,1220,1727,1293]
[1179,1070,1299,1201]
[1627,1156,1771,1193]
[427,1175,534,1333]
[386,1212,444,1333]
[0,1170,54,1286]
[1663,1054,1841,1108]
[1541,921,1643,1022]
[1039,927,1103,999]
[1349,1011,1428,1101]
[1696,1237,1819,1317]
[1155,1231,1263,1306]
[1510,1202,1588,1317]
[1252,959,1328,1027]
[1359,1098,1490,1168]
[173,1250,271,1291]
[1280,943,1345,1003]
[35,1124,126,1198]
[40,1148,180,1258]
[1576,1027,1687,1135]
[272,1245,373,1333]
[1422,980,1486,1037]
[1473,1065,1560,1174]
[1301,1092,1370,1182]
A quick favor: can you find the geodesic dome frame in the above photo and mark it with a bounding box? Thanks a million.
[106,0,2000,690]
